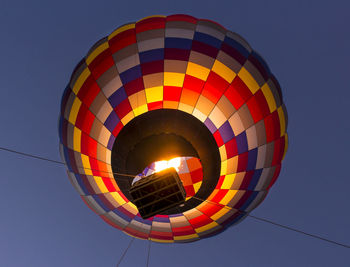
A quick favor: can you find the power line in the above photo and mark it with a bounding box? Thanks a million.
[116,237,134,267]
[0,146,135,179]
[192,196,350,249]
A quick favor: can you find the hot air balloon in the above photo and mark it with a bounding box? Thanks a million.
[59,14,288,243]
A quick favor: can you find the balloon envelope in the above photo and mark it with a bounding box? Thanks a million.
[59,14,288,243]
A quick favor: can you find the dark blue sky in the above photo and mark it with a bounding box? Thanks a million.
[1,0,349,266]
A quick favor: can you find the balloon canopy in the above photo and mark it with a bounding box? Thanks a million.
[59,14,288,243]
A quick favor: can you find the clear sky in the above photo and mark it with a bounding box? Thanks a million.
[0,0,349,266]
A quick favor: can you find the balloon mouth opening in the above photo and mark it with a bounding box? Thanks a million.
[111,109,221,214]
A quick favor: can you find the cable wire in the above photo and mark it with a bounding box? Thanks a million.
[116,237,134,267]
[0,146,65,165]
[1,146,349,249]
[146,239,151,267]
[0,146,136,179]
[192,196,350,249]
[247,214,350,249]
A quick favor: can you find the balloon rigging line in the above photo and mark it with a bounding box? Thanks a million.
[0,146,65,165]
[247,214,350,249]
[0,145,152,265]
[116,237,134,267]
[191,196,350,249]
[146,239,151,267]
[1,145,348,249]
[0,146,136,179]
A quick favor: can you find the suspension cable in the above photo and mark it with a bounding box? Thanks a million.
[146,239,151,267]
[1,145,349,249]
[192,196,350,249]
[116,237,134,267]
[0,146,135,179]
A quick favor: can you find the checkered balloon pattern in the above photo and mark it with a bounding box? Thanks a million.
[59,14,288,243]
